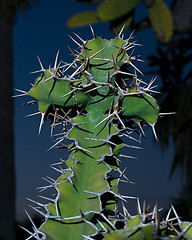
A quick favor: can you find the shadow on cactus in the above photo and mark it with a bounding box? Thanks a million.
[16,26,192,239]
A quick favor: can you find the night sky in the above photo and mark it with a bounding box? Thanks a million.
[13,0,182,221]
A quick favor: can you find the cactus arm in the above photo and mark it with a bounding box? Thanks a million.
[121,90,159,124]
[29,70,89,113]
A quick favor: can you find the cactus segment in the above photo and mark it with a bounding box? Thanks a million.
[121,90,159,124]
[28,33,159,129]
[104,204,192,240]
[28,70,89,113]
[20,27,192,239]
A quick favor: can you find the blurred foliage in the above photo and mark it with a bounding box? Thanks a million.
[148,34,192,180]
[147,0,173,42]
[173,186,192,222]
[0,0,36,16]
[67,0,173,43]
[148,30,192,220]
[0,1,38,239]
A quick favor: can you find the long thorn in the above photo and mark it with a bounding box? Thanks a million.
[73,32,86,44]
[89,25,96,39]
[68,35,83,49]
[38,113,45,135]
[26,112,41,117]
[37,55,44,71]
[54,50,60,69]
[118,24,125,38]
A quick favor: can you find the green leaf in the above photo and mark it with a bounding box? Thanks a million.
[67,0,140,27]
[67,11,99,28]
[97,0,140,21]
[147,0,173,43]
[143,0,155,7]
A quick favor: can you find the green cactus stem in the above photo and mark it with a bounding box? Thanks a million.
[17,27,192,239]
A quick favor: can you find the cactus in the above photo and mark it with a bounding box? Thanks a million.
[17,27,192,239]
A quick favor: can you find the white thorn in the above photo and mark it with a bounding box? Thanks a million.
[13,89,28,97]
[149,123,158,140]
[94,114,114,129]
[82,235,94,240]
[37,55,44,71]
[54,50,60,69]
[129,61,143,76]
[159,112,176,116]
[84,85,103,94]
[97,219,108,233]
[68,35,82,49]
[73,32,86,44]
[47,137,64,151]
[14,88,28,94]
[137,198,141,216]
[118,24,126,38]
[171,205,181,224]
[120,154,137,159]
[148,76,157,89]
[38,113,45,135]
[12,93,28,98]
[89,25,96,38]
[25,112,41,117]
[24,210,37,231]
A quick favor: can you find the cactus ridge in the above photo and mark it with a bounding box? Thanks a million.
[17,27,192,239]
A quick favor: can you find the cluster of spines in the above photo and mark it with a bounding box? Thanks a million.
[21,193,192,240]
[20,158,135,239]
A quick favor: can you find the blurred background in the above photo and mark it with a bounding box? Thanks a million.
[0,0,192,239]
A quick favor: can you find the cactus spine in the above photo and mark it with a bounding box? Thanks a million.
[18,27,192,239]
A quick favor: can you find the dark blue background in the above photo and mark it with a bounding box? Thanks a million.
[14,0,182,221]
